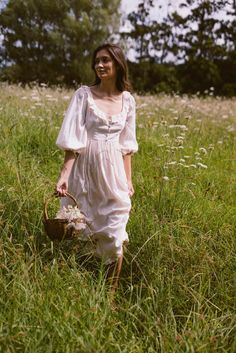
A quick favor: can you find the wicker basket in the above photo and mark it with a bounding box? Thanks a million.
[43,192,86,241]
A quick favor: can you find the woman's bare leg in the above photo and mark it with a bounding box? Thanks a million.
[107,254,123,299]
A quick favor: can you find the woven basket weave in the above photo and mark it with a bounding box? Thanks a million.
[43,192,85,241]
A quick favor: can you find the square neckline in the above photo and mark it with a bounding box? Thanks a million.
[86,85,125,118]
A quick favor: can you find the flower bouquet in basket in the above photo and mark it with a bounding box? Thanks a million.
[43,192,88,241]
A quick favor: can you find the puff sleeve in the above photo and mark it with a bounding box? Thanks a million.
[119,94,138,155]
[56,87,88,152]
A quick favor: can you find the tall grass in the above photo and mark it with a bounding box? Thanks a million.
[0,84,235,352]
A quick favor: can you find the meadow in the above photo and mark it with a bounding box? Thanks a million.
[0,83,235,352]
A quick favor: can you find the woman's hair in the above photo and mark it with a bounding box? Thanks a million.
[91,43,132,92]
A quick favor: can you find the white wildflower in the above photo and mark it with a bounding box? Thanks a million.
[179,159,185,163]
[162,176,169,181]
[167,161,177,165]
[190,164,197,168]
[197,162,208,169]
[168,124,188,131]
[199,147,207,154]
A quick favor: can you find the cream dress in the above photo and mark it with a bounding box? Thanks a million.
[56,85,138,264]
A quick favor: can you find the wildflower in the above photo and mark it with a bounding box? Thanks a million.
[179,159,185,163]
[162,176,169,181]
[168,124,188,131]
[176,136,184,140]
[190,164,197,168]
[197,162,208,169]
[167,161,177,165]
[199,147,207,154]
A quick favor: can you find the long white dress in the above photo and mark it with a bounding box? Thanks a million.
[56,85,138,264]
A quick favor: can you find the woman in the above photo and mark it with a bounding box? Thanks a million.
[56,43,138,293]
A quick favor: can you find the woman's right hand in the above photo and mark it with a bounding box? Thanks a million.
[56,176,68,196]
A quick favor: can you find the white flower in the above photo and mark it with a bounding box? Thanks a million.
[167,161,177,165]
[197,162,208,169]
[168,124,188,131]
[199,147,207,154]
[162,176,169,181]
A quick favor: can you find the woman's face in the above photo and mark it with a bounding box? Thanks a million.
[94,49,117,81]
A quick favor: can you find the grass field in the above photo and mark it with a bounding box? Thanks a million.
[0,83,235,352]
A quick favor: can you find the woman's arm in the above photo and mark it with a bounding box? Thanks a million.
[56,150,76,196]
[123,153,134,197]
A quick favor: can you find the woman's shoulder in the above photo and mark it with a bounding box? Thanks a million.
[74,85,89,99]
[123,90,136,106]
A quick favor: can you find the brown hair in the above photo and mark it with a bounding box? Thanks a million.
[91,43,132,92]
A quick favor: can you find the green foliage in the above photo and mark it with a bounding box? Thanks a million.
[123,0,236,96]
[0,0,121,85]
[0,84,236,352]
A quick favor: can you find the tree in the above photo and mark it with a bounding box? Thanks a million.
[170,0,230,93]
[124,0,154,61]
[0,0,121,85]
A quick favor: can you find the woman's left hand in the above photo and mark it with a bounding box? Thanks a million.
[127,180,134,197]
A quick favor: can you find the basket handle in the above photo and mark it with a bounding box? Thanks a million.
[43,192,80,221]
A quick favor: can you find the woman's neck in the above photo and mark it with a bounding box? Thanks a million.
[98,80,119,95]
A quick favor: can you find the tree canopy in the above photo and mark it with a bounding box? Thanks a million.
[1,0,236,95]
[0,0,121,85]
